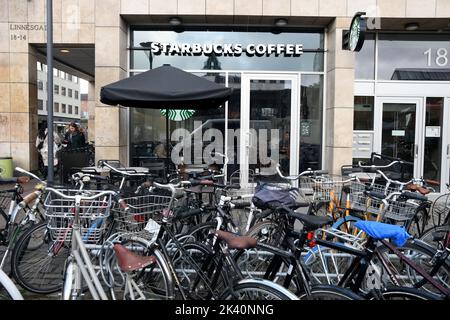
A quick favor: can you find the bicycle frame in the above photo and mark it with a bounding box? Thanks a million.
[63,195,109,300]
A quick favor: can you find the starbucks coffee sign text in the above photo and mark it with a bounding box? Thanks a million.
[148,42,304,57]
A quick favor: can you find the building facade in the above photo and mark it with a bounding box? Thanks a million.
[37,62,81,137]
[0,0,449,189]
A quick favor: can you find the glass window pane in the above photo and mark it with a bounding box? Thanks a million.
[378,34,450,80]
[247,79,291,181]
[355,33,375,80]
[299,74,323,172]
[353,96,374,130]
[381,103,416,181]
[130,72,227,176]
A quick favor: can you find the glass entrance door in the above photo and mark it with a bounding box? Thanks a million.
[423,98,445,192]
[240,74,299,186]
[375,98,422,181]
[376,97,450,191]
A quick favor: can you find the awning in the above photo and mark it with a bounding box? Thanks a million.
[100,64,233,109]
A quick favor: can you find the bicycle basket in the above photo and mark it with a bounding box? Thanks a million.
[112,194,176,233]
[382,198,419,222]
[299,175,346,203]
[44,189,112,244]
[349,181,400,214]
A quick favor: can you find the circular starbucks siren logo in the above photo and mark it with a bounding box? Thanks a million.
[160,109,195,121]
[348,12,366,52]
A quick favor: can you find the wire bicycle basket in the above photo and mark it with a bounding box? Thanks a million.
[44,189,113,244]
[112,194,176,234]
[348,181,401,214]
[381,197,419,222]
[298,175,347,203]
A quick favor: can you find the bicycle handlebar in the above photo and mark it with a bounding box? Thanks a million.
[72,172,109,182]
[98,161,148,177]
[275,163,328,181]
[45,187,118,201]
[15,167,45,184]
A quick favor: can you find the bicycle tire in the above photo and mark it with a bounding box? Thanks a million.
[11,222,69,294]
[186,221,218,244]
[298,284,363,300]
[219,279,299,300]
[369,286,444,300]
[419,224,450,249]
[0,269,23,300]
[62,260,76,300]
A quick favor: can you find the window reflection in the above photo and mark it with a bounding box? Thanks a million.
[355,33,375,80]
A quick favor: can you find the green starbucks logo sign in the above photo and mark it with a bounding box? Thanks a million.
[160,109,195,121]
[347,12,366,52]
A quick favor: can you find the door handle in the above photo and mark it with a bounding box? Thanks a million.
[414,144,418,158]
[447,144,450,157]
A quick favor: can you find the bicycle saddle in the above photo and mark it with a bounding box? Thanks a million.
[113,244,156,272]
[215,230,257,250]
[282,208,333,230]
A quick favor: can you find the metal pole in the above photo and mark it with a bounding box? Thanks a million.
[46,0,54,184]
[166,108,169,163]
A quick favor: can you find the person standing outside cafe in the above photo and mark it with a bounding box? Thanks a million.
[63,122,86,150]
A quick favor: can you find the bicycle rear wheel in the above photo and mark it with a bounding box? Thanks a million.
[298,284,363,300]
[11,222,69,294]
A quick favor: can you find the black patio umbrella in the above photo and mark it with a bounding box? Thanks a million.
[100,64,233,168]
[100,64,232,109]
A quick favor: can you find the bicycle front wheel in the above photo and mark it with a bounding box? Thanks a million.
[219,279,299,300]
[0,269,23,300]
[11,222,69,294]
[370,286,444,300]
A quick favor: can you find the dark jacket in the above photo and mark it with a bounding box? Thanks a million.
[64,131,86,150]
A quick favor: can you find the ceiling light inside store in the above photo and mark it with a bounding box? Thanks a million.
[60,49,70,53]
[274,18,288,27]
[169,17,182,26]
[404,22,419,31]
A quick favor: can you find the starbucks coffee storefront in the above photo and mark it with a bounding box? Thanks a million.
[3,0,450,188]
[129,28,325,184]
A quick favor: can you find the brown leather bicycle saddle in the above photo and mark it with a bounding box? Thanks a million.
[113,244,156,273]
[406,184,431,195]
[215,230,257,250]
